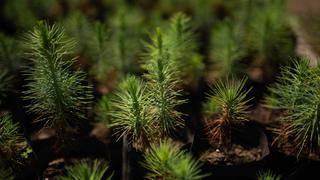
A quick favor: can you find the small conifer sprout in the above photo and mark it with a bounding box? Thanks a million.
[204,77,252,146]
[0,113,24,153]
[59,159,112,180]
[143,139,206,180]
[167,12,203,83]
[210,19,244,78]
[258,170,281,180]
[89,21,112,81]
[266,58,320,156]
[110,76,153,149]
[249,0,293,62]
[143,28,185,136]
[23,22,93,128]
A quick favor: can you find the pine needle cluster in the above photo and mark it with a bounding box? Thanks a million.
[204,77,252,147]
[143,28,185,136]
[266,58,320,156]
[110,76,153,150]
[210,19,245,79]
[59,159,112,180]
[143,139,206,180]
[23,22,93,128]
[258,170,281,180]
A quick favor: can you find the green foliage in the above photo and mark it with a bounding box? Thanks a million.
[266,58,320,156]
[59,159,112,180]
[0,33,23,72]
[64,12,92,54]
[23,22,93,128]
[143,28,185,136]
[96,95,112,124]
[88,21,112,81]
[248,0,293,62]
[110,76,153,149]
[258,170,281,180]
[143,139,206,180]
[210,19,245,78]
[167,12,203,84]
[205,77,251,119]
[108,7,143,77]
[0,113,23,153]
[0,162,13,180]
[2,0,37,30]
[204,77,251,146]
[0,70,12,105]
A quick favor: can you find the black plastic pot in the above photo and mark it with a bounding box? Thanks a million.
[190,121,270,180]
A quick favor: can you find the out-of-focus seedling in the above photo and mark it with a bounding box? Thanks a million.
[59,159,113,180]
[143,139,207,180]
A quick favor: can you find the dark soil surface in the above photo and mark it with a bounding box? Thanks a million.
[203,145,263,165]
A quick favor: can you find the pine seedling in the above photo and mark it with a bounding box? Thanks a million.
[0,33,23,73]
[143,28,185,136]
[258,170,281,180]
[110,76,153,150]
[249,0,293,64]
[64,11,92,54]
[266,58,320,157]
[88,21,112,82]
[2,0,37,30]
[96,95,112,124]
[204,77,252,147]
[143,139,206,180]
[0,70,12,105]
[0,113,30,166]
[0,113,25,153]
[59,159,112,180]
[23,22,92,130]
[210,19,245,79]
[167,12,204,85]
[108,7,143,77]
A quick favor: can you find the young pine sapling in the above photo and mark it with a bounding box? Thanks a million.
[204,77,252,147]
[167,12,204,86]
[23,22,92,136]
[143,139,206,180]
[59,159,113,180]
[143,28,185,136]
[0,113,31,169]
[110,76,153,150]
[258,170,281,180]
[266,58,320,157]
[210,19,245,80]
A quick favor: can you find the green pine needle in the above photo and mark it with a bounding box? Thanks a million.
[266,58,320,156]
[143,28,185,136]
[23,22,93,128]
[210,19,244,78]
[143,139,207,180]
[0,113,23,153]
[258,170,281,180]
[59,159,112,180]
[205,77,251,120]
[249,0,293,61]
[204,77,252,146]
[110,76,153,149]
